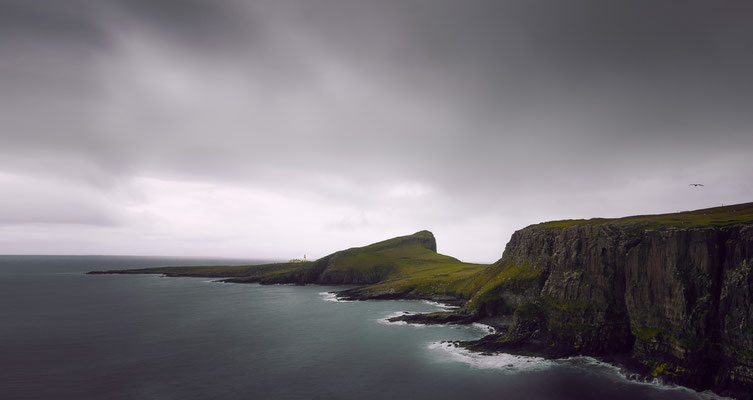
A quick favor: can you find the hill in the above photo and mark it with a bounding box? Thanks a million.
[88,231,488,296]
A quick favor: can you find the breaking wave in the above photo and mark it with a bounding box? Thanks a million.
[428,341,553,372]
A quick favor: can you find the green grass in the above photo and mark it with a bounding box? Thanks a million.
[463,261,543,310]
[538,202,753,230]
[116,262,306,279]
[348,246,545,304]
[303,230,492,287]
[328,243,463,277]
[349,258,543,311]
[351,259,488,298]
[353,230,438,253]
[327,236,489,295]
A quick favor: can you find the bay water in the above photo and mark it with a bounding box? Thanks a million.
[0,256,726,399]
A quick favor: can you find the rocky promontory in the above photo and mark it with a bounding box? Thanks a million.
[456,203,753,398]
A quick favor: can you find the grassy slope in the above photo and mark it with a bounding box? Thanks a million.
[341,253,487,299]
[323,231,453,280]
[262,230,489,285]
[297,230,488,296]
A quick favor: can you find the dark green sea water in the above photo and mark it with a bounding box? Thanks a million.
[0,256,727,399]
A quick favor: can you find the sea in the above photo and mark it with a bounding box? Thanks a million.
[0,255,729,400]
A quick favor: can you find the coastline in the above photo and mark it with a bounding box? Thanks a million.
[85,203,753,398]
[87,268,739,399]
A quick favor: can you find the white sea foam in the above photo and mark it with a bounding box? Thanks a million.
[318,292,351,302]
[420,300,460,310]
[428,341,554,372]
[376,311,414,326]
[471,322,496,334]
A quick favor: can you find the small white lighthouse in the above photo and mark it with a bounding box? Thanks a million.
[288,254,308,263]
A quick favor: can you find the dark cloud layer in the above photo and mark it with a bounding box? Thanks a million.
[1,1,751,260]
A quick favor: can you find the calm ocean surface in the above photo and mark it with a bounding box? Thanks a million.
[0,255,726,400]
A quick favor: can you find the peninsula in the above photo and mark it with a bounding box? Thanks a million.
[89,202,753,398]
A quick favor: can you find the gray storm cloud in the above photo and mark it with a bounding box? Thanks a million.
[1,0,751,261]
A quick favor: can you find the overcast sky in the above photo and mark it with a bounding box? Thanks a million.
[1,0,751,262]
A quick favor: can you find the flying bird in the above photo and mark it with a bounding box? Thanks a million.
[688,183,705,187]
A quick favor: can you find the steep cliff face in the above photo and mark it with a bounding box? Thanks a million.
[479,211,753,395]
[718,227,753,390]
[483,224,639,353]
[623,227,730,387]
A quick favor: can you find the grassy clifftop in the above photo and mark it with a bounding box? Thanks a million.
[539,202,753,230]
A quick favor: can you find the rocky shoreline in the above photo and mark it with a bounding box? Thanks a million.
[334,278,752,400]
[377,300,747,399]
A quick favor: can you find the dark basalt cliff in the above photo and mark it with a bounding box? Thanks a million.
[469,219,753,397]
